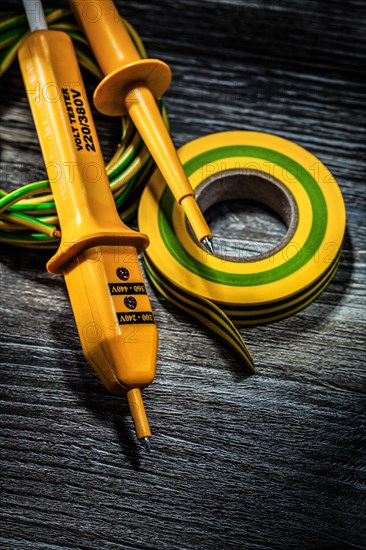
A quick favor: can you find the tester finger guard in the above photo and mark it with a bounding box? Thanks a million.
[18,0,157,451]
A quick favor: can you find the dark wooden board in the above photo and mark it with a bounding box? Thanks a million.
[1,1,365,548]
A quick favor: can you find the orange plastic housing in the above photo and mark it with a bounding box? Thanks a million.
[18,30,158,410]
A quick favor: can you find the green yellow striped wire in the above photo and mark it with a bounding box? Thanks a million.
[0,8,169,248]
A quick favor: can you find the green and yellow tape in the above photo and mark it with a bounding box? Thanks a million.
[139,131,346,369]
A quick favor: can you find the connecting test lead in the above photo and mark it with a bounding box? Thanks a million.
[68,0,214,253]
[20,0,158,450]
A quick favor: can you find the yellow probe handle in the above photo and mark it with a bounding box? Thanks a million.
[18,30,157,439]
[68,0,172,108]
[68,0,212,244]
[69,0,141,75]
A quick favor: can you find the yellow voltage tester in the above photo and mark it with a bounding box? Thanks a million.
[19,0,157,451]
[68,0,214,254]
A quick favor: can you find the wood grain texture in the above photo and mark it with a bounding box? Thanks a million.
[1,1,365,549]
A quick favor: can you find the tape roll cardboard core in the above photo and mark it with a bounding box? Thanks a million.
[192,169,298,262]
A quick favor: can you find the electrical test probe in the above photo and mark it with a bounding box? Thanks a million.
[68,0,214,254]
[18,0,161,451]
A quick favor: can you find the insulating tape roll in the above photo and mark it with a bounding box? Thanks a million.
[138,131,346,370]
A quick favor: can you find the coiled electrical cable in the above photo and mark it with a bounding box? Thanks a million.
[0,8,168,248]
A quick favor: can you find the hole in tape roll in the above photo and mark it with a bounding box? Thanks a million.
[191,169,298,262]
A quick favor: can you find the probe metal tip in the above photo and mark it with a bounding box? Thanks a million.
[140,437,151,453]
[202,236,215,255]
